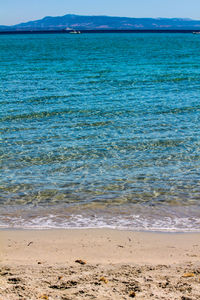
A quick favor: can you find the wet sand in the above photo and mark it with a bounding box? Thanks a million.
[0,229,200,299]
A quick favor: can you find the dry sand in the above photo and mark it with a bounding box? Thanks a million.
[0,229,200,299]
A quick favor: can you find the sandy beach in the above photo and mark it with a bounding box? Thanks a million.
[0,229,200,299]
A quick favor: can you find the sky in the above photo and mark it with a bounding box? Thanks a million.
[1,0,200,26]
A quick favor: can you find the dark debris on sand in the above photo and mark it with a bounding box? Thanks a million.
[0,263,200,299]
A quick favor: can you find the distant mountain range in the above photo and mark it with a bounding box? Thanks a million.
[1,14,200,31]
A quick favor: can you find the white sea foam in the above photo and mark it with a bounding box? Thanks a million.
[0,210,200,232]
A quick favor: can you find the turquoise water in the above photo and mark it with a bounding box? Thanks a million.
[1,33,200,231]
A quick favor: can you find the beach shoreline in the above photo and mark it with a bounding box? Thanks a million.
[0,228,200,299]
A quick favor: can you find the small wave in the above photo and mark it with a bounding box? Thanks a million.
[0,206,200,232]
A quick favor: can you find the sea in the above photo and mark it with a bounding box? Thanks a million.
[1,33,200,231]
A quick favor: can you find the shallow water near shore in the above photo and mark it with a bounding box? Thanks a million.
[1,33,200,231]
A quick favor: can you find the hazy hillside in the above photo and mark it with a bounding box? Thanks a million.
[0,25,10,30]
[1,14,200,31]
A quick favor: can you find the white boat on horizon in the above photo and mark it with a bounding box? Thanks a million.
[69,30,81,34]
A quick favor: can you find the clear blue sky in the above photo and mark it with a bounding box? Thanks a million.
[1,0,200,25]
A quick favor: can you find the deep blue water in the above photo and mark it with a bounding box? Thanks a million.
[0,33,200,231]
